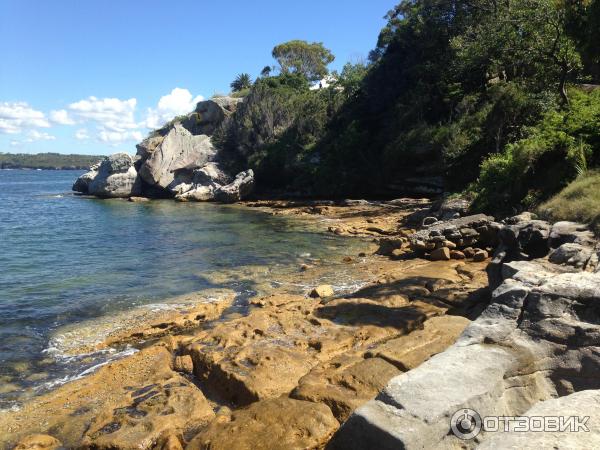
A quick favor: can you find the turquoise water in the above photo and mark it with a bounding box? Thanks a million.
[0,170,365,409]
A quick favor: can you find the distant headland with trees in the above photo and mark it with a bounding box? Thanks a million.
[0,152,103,170]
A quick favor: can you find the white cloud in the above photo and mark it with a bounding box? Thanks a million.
[50,109,76,125]
[75,128,90,140]
[0,102,50,134]
[98,129,143,145]
[26,130,56,142]
[145,88,204,129]
[68,96,138,132]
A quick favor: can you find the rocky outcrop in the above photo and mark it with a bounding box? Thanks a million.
[138,124,216,190]
[73,154,141,198]
[333,217,600,449]
[73,97,255,202]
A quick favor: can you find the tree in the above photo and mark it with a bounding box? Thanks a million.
[272,40,335,82]
[231,73,253,92]
[260,66,272,77]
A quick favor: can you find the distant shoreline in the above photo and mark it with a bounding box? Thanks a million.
[0,153,104,171]
[0,166,88,170]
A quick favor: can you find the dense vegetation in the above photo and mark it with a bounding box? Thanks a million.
[0,153,103,170]
[216,0,599,225]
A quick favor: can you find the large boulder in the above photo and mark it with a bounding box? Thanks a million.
[72,162,100,194]
[138,124,216,189]
[74,153,141,198]
[181,97,242,136]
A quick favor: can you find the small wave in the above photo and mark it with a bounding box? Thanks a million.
[37,346,138,392]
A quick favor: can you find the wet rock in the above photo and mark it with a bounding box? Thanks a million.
[186,397,339,450]
[310,285,334,298]
[2,347,214,449]
[129,196,150,202]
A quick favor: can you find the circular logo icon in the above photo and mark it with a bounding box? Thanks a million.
[451,408,482,440]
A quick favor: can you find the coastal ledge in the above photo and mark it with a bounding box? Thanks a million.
[4,199,600,450]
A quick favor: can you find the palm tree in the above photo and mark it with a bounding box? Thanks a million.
[230,73,252,92]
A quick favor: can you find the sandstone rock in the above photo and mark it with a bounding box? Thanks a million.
[430,247,450,261]
[139,124,216,189]
[472,249,488,262]
[14,434,62,450]
[213,170,255,203]
[86,153,142,198]
[450,250,465,260]
[334,251,600,450]
[310,285,334,298]
[291,356,401,422]
[186,397,339,450]
[174,355,194,375]
[375,238,404,256]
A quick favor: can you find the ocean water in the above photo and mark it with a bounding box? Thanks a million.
[0,170,366,409]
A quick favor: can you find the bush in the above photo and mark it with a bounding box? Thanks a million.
[471,88,600,215]
[538,170,600,234]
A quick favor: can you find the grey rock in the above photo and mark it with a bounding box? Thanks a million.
[549,243,594,269]
[214,170,255,203]
[139,124,216,189]
[335,248,600,449]
[86,153,141,198]
[72,162,100,194]
[479,390,600,450]
[549,221,596,248]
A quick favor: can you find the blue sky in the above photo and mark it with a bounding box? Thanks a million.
[0,0,393,155]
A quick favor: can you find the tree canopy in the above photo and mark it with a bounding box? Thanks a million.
[230,73,253,92]
[272,40,335,82]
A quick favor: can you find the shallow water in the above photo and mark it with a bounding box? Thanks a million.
[0,170,367,409]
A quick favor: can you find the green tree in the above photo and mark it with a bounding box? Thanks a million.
[272,40,335,81]
[230,73,253,92]
[260,66,272,77]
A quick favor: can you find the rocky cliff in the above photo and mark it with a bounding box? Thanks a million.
[72,97,255,203]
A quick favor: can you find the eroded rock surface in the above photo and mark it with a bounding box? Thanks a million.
[333,218,600,450]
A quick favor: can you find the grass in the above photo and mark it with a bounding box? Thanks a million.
[537,170,600,235]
